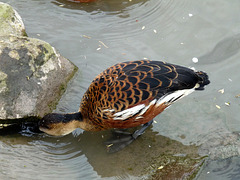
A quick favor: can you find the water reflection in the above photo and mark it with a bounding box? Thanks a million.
[0,127,201,179]
[197,157,240,180]
[52,0,148,15]
[198,33,240,64]
[1,0,240,179]
[74,129,201,178]
[51,0,194,41]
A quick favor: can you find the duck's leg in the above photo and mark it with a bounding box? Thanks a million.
[105,120,153,153]
[132,119,153,139]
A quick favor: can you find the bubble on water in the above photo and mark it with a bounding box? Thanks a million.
[192,57,198,63]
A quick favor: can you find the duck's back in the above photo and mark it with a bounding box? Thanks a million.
[79,60,210,131]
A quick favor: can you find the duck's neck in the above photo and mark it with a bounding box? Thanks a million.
[64,112,83,123]
[39,111,100,136]
[64,112,96,132]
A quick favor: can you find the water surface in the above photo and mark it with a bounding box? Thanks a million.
[1,0,240,179]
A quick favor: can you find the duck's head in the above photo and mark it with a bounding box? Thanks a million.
[39,112,82,136]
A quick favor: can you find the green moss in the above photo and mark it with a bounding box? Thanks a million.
[127,167,133,171]
[47,83,66,111]
[148,155,207,180]
[27,40,57,73]
[0,3,26,36]
[187,157,206,180]
[35,44,53,64]
[0,71,7,81]
[22,29,28,37]
[0,4,12,20]
[46,65,78,113]
[0,81,7,92]
[73,65,78,72]
[59,83,66,91]
[8,49,20,60]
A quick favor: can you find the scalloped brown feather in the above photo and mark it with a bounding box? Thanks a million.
[78,60,209,131]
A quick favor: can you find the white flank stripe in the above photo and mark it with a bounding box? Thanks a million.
[113,104,145,120]
[139,99,157,116]
[113,88,196,120]
[156,88,195,106]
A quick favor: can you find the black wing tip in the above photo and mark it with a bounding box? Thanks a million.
[195,71,210,90]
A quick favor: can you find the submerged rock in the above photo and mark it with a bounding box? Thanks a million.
[70,129,206,180]
[0,3,77,121]
[199,131,240,159]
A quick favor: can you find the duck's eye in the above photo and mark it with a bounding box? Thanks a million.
[39,122,50,129]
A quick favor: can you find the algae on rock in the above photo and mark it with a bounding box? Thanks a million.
[0,3,77,121]
[0,2,26,36]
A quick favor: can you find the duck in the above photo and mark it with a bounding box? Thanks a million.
[39,60,210,151]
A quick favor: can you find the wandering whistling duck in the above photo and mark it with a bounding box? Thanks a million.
[39,60,210,152]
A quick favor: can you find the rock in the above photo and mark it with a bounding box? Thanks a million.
[199,131,240,160]
[0,3,77,121]
[0,35,77,120]
[0,2,26,36]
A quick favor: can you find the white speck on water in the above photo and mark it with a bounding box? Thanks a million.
[142,26,145,30]
[158,166,164,170]
[153,29,157,33]
[189,13,193,17]
[218,89,224,94]
[99,41,108,48]
[192,57,198,63]
[225,102,230,106]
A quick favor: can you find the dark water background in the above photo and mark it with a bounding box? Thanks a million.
[1,0,240,179]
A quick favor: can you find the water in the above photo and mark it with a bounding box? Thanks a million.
[1,0,240,179]
[196,157,240,180]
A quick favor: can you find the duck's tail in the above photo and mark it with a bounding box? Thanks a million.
[195,71,210,90]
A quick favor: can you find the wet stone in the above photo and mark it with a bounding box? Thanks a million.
[0,3,78,121]
[0,35,77,120]
[0,2,26,36]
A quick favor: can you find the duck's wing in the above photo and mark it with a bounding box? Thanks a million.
[80,60,209,128]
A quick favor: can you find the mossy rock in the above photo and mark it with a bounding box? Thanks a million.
[0,2,26,36]
[0,35,77,121]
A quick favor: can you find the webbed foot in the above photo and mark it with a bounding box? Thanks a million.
[105,120,153,153]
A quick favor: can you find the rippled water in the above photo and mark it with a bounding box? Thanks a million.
[1,0,240,179]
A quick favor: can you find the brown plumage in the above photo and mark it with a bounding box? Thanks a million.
[39,60,210,140]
